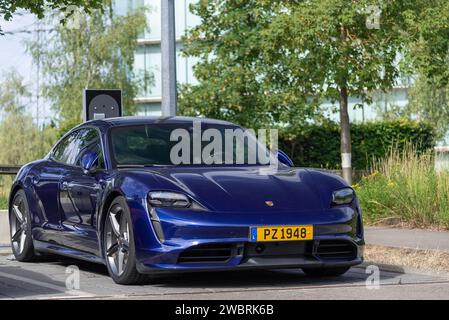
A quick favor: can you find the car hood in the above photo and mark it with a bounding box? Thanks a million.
[128,166,334,213]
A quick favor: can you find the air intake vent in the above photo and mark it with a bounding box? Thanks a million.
[178,243,237,264]
[315,240,357,260]
[356,213,363,238]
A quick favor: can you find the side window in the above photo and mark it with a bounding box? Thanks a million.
[75,128,105,169]
[52,131,80,165]
[52,128,105,169]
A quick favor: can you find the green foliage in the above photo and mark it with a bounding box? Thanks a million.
[0,0,103,34]
[0,69,58,208]
[0,176,11,209]
[355,147,449,229]
[27,4,152,136]
[279,120,435,169]
[405,76,449,142]
[178,0,436,127]
[0,69,57,165]
[0,69,30,113]
[0,113,57,165]
[179,0,328,129]
[400,1,449,87]
[179,0,449,179]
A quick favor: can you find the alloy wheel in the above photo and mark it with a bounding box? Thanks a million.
[105,205,130,277]
[10,196,28,255]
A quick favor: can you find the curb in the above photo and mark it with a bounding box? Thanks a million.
[0,245,11,256]
[358,261,449,279]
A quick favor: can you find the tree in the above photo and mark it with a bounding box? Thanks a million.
[27,2,152,135]
[0,69,57,164]
[400,2,449,143]
[0,68,30,114]
[0,0,103,34]
[179,1,323,131]
[406,76,449,143]
[180,0,449,184]
[0,69,58,208]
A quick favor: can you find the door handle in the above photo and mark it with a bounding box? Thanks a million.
[61,181,69,191]
[98,179,107,189]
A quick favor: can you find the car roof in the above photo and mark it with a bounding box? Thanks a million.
[83,116,235,128]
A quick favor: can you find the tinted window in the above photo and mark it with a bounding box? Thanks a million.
[53,128,104,168]
[52,131,80,165]
[110,124,272,166]
[111,125,172,165]
[75,138,105,169]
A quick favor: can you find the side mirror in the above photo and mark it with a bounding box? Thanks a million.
[277,150,294,167]
[81,151,99,174]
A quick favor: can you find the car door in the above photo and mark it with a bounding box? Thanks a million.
[58,128,106,255]
[31,131,80,243]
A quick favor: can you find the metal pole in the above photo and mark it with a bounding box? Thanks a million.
[161,0,177,116]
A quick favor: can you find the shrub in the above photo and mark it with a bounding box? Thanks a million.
[0,176,12,209]
[355,146,449,229]
[279,120,435,169]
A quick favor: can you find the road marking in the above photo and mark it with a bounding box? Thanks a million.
[0,270,95,299]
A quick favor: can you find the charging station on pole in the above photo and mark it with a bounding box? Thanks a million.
[83,89,122,122]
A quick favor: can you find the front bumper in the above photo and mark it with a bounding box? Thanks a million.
[131,203,365,274]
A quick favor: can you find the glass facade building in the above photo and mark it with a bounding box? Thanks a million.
[115,0,410,121]
[114,0,200,116]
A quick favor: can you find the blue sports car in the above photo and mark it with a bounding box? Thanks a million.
[8,116,364,284]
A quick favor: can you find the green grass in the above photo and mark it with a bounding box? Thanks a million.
[354,146,449,229]
[0,176,13,209]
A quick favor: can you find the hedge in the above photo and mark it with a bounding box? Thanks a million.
[279,120,436,170]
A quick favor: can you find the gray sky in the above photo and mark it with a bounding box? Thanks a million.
[0,12,34,84]
[0,12,50,124]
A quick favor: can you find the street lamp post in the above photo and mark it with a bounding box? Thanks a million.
[161,0,177,116]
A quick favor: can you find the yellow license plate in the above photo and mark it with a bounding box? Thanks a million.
[250,225,313,242]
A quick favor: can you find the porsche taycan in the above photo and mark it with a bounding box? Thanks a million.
[9,116,364,284]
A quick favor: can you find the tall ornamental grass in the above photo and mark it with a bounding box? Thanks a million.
[355,146,449,229]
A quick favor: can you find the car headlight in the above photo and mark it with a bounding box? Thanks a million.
[148,191,207,210]
[332,188,354,205]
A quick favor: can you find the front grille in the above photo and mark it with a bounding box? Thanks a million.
[315,240,357,260]
[178,243,240,264]
[245,241,311,257]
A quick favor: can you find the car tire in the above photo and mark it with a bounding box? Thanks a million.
[103,196,147,285]
[9,189,37,262]
[302,266,350,277]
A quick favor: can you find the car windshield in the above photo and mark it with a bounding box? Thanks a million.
[110,123,276,166]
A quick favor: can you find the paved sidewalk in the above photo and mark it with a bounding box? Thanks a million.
[365,227,449,252]
[1,254,448,300]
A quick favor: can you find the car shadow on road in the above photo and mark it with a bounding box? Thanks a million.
[146,268,366,288]
[0,265,67,299]
[49,256,404,289]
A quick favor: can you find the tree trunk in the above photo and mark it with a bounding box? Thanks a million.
[339,25,352,185]
[339,85,352,185]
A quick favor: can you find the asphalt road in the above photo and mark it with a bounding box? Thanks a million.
[1,254,449,300]
[365,227,449,252]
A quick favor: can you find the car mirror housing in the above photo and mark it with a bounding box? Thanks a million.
[277,150,294,167]
[81,151,99,174]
